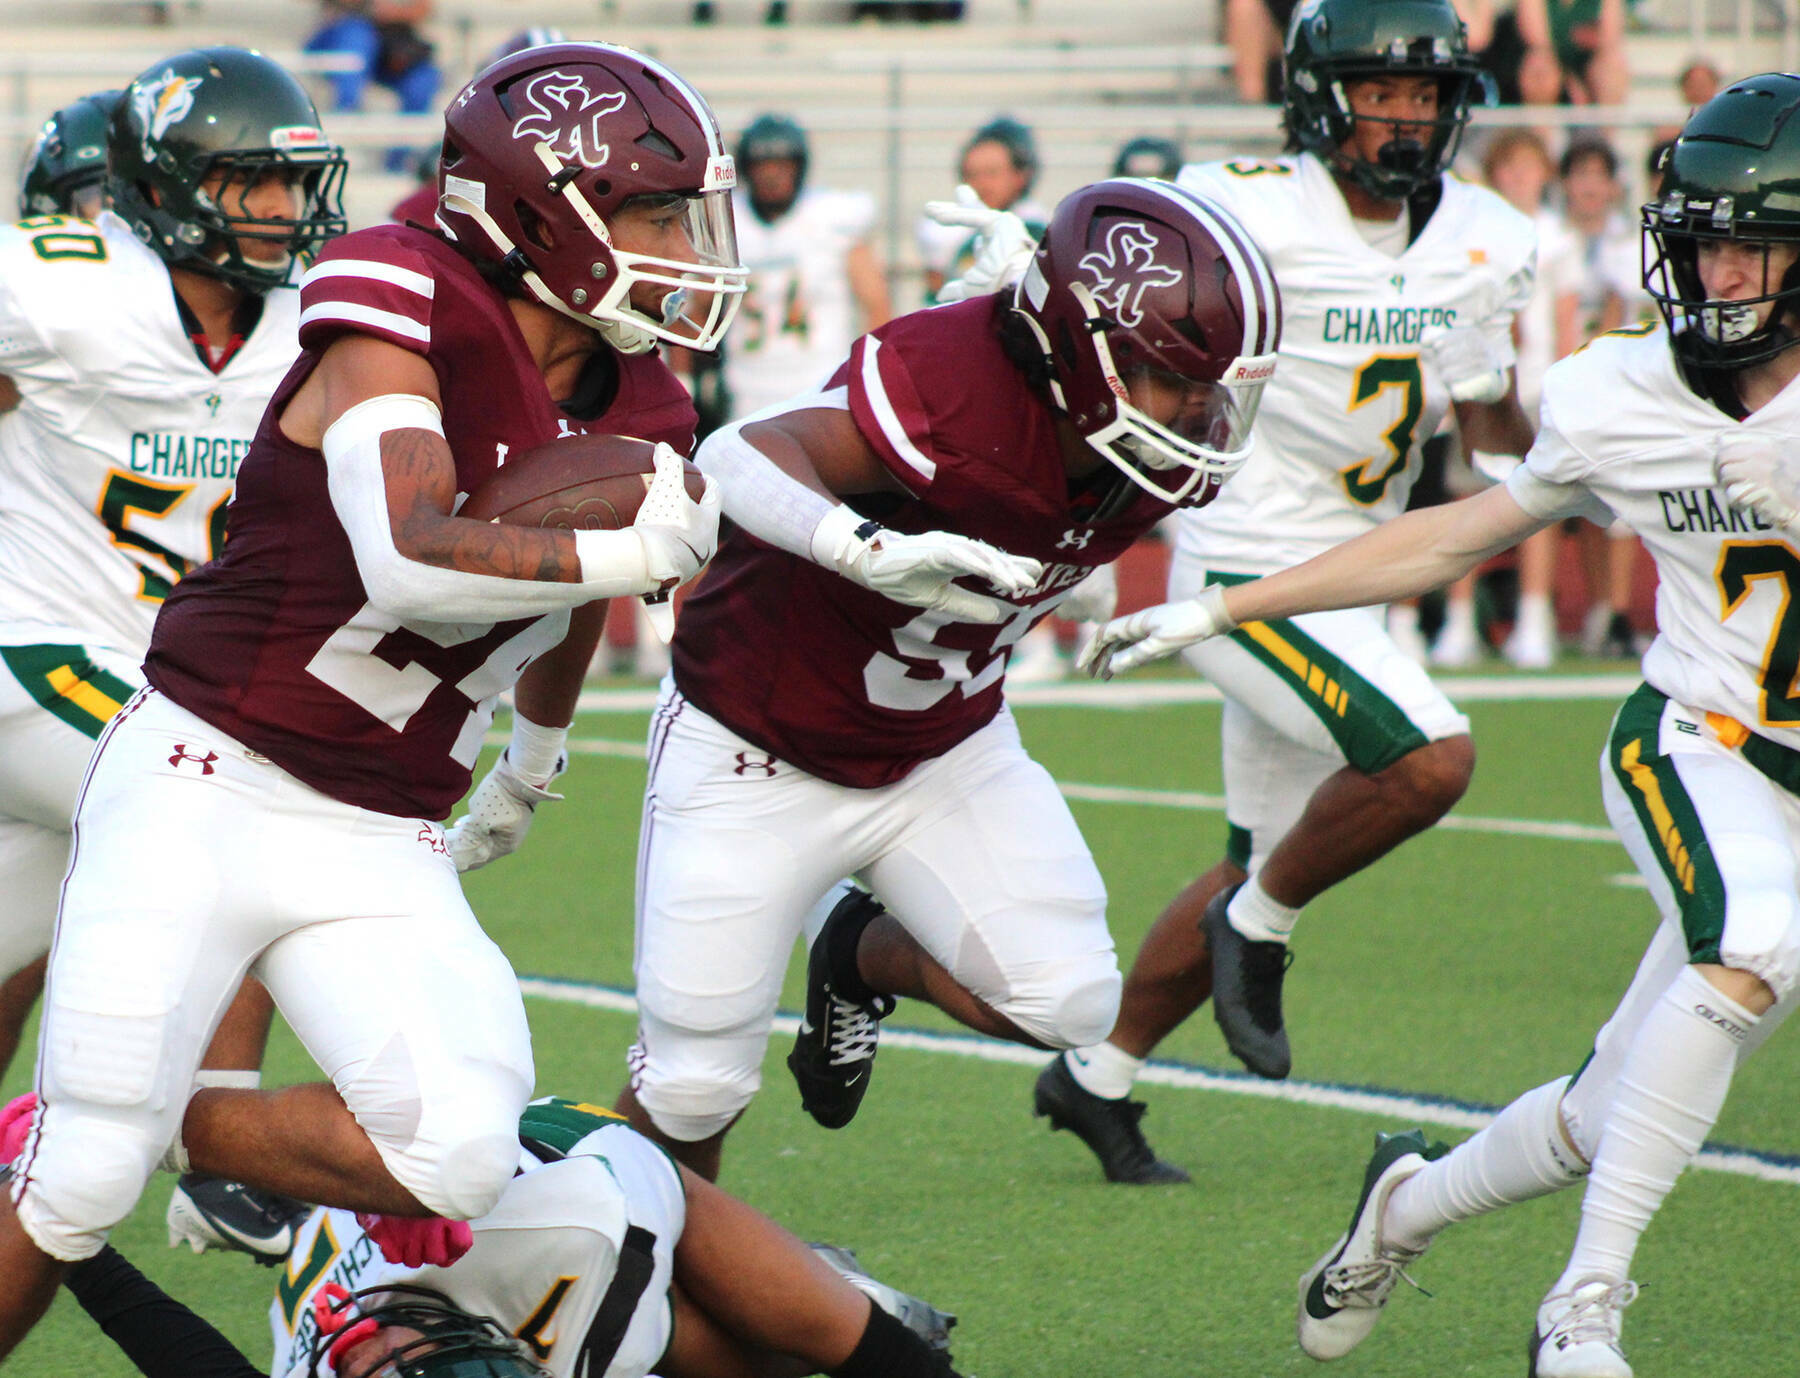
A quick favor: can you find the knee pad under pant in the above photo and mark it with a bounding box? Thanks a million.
[15,1107,160,1261]
[628,1013,767,1142]
[994,954,1122,1051]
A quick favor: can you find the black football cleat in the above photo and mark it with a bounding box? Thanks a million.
[788,889,896,1129]
[1203,884,1294,1079]
[166,1173,311,1265]
[1033,1055,1190,1185]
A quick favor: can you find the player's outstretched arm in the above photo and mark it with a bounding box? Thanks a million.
[63,1246,264,1378]
[1715,429,1800,535]
[1083,485,1548,677]
[697,409,1042,624]
[664,1167,960,1378]
[924,184,1038,305]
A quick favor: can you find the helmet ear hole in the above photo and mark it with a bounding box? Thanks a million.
[515,201,554,251]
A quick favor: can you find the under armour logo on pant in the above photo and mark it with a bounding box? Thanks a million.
[733,752,778,777]
[168,745,219,775]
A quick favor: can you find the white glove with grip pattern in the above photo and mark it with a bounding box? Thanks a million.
[447,750,565,873]
[632,442,721,641]
[1419,324,1511,405]
[1078,585,1238,679]
[812,506,1044,623]
[924,184,1038,303]
[1057,562,1119,624]
[1716,429,1800,534]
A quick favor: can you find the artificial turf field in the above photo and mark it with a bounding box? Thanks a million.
[6,669,1799,1377]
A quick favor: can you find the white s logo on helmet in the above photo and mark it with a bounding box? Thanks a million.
[511,70,627,169]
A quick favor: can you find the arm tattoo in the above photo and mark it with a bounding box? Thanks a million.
[382,428,583,583]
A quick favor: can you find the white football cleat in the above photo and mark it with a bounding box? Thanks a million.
[1296,1129,1442,1360]
[1529,1278,1638,1378]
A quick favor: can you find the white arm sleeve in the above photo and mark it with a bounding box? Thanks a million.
[322,394,660,623]
[692,411,849,560]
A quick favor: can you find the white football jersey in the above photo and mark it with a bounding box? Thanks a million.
[0,211,299,651]
[727,187,878,418]
[1172,154,1537,573]
[270,1109,683,1378]
[1506,325,1800,750]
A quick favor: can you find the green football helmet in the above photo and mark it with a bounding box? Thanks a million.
[1644,71,1800,379]
[19,90,121,218]
[1282,0,1488,201]
[736,112,809,219]
[107,46,346,292]
[308,1286,548,1378]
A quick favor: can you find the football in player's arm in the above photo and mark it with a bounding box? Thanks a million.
[1085,72,1800,1378]
[0,41,737,1360]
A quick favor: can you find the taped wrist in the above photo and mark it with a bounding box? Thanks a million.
[1197,583,1238,636]
[828,1302,952,1378]
[694,416,847,561]
[507,713,569,788]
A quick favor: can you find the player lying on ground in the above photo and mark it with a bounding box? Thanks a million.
[3,1092,959,1378]
[1081,72,1800,1378]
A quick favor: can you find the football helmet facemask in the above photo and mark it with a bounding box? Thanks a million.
[108,47,346,292]
[308,1285,548,1378]
[438,41,747,355]
[1008,177,1282,507]
[20,89,121,218]
[1644,72,1800,381]
[1283,0,1488,202]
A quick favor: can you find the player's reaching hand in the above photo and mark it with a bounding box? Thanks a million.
[1079,585,1237,679]
[633,441,723,640]
[1715,429,1800,535]
[925,183,1038,304]
[814,509,1044,622]
[1419,324,1511,404]
[447,750,565,873]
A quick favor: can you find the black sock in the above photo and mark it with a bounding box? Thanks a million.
[825,894,886,1006]
[827,1303,953,1378]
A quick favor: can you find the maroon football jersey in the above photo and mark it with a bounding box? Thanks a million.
[673,296,1174,788]
[146,225,697,818]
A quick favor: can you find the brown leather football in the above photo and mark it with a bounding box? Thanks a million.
[460,434,704,530]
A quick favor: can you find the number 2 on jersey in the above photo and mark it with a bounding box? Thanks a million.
[1340,354,1424,506]
[1718,540,1800,726]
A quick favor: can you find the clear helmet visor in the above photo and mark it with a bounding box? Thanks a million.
[598,186,748,353]
[1087,360,1272,505]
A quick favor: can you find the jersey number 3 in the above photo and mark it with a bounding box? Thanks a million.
[1339,355,1424,506]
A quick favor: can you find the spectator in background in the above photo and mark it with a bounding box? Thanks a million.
[915,117,1047,302]
[1656,56,1725,142]
[1516,0,1629,105]
[1112,135,1183,180]
[304,0,439,171]
[1537,136,1647,659]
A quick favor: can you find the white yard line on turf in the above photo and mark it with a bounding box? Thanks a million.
[515,974,1800,1187]
[486,734,1620,845]
[568,673,1642,715]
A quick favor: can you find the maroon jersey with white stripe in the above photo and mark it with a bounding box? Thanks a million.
[146,225,696,818]
[672,296,1173,788]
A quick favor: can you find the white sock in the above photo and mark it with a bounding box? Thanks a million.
[1515,592,1554,637]
[1383,1077,1588,1252]
[1554,966,1756,1291]
[1443,596,1478,638]
[1388,603,1420,636]
[1063,1042,1145,1100]
[1227,878,1301,944]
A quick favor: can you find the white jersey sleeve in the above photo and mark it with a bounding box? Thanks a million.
[1172,155,1539,574]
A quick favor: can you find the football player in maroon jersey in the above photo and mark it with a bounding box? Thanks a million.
[0,41,744,1356]
[608,178,1282,1179]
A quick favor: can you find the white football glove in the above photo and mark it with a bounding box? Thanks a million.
[1420,324,1511,405]
[1057,562,1119,624]
[815,510,1043,623]
[1078,585,1237,679]
[1715,429,1800,534]
[924,184,1038,304]
[632,442,722,641]
[446,750,565,873]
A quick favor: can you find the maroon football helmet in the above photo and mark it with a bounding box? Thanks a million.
[437,41,746,354]
[1009,177,1281,505]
